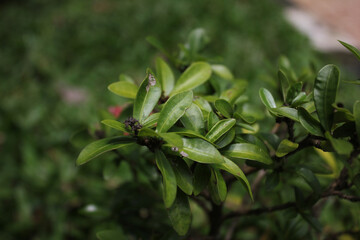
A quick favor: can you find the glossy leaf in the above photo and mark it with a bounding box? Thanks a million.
[171,62,212,95]
[193,164,211,196]
[314,64,340,131]
[354,101,360,142]
[76,137,136,165]
[223,143,272,165]
[339,40,360,61]
[155,150,177,208]
[298,108,324,137]
[205,118,236,143]
[211,64,233,80]
[286,82,302,104]
[133,70,162,123]
[169,127,210,142]
[276,139,299,157]
[325,132,353,156]
[207,111,219,131]
[259,88,277,109]
[180,103,205,134]
[215,157,253,200]
[108,81,138,99]
[182,138,224,164]
[101,119,127,132]
[210,168,227,202]
[215,128,235,149]
[193,97,212,113]
[156,57,175,96]
[173,160,193,195]
[214,99,233,118]
[157,91,193,133]
[272,107,299,121]
[291,92,307,107]
[142,113,160,128]
[168,190,192,236]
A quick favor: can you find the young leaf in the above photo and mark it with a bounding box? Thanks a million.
[193,164,211,196]
[207,111,220,131]
[168,190,192,236]
[155,150,177,208]
[182,138,224,164]
[275,139,299,157]
[76,137,136,165]
[220,81,247,105]
[354,101,360,142]
[171,62,212,95]
[286,82,302,104]
[156,91,193,133]
[215,99,233,118]
[211,64,234,81]
[187,28,209,56]
[278,70,289,102]
[215,157,253,200]
[101,119,127,132]
[133,70,162,123]
[108,81,138,99]
[314,64,340,131]
[222,143,272,165]
[180,103,205,134]
[339,40,360,61]
[205,118,236,143]
[142,113,160,128]
[172,160,193,195]
[298,108,324,137]
[156,57,175,96]
[119,73,134,83]
[259,88,277,109]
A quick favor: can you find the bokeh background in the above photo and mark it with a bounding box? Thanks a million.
[0,0,359,239]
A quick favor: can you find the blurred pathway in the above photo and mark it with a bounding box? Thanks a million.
[285,0,360,52]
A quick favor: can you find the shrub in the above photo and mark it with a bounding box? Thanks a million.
[77,31,360,239]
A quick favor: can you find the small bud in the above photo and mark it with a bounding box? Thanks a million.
[180,151,189,158]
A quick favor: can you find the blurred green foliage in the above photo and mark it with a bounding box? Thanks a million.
[4,0,355,239]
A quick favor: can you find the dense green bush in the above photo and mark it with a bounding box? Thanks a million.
[77,32,360,239]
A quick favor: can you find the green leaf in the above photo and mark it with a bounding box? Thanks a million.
[101,119,127,132]
[325,132,353,156]
[354,101,360,142]
[187,28,209,56]
[76,137,135,165]
[171,62,212,95]
[275,139,299,157]
[206,119,236,143]
[182,138,224,164]
[119,73,134,83]
[168,190,192,236]
[333,103,355,123]
[291,92,307,107]
[138,128,183,149]
[220,81,247,104]
[172,160,193,195]
[286,82,302,104]
[272,107,299,121]
[222,143,272,165]
[353,174,360,190]
[108,81,138,99]
[193,164,211,196]
[194,96,212,113]
[156,57,175,96]
[207,111,219,131]
[215,157,253,200]
[215,128,236,149]
[296,168,321,195]
[169,127,210,142]
[157,91,193,133]
[133,70,162,123]
[234,112,256,124]
[278,70,289,102]
[259,88,277,109]
[155,150,177,208]
[211,64,233,80]
[142,113,160,128]
[314,64,340,131]
[180,103,205,134]
[210,168,227,202]
[215,99,233,118]
[339,40,360,61]
[298,108,324,137]
[146,36,173,61]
